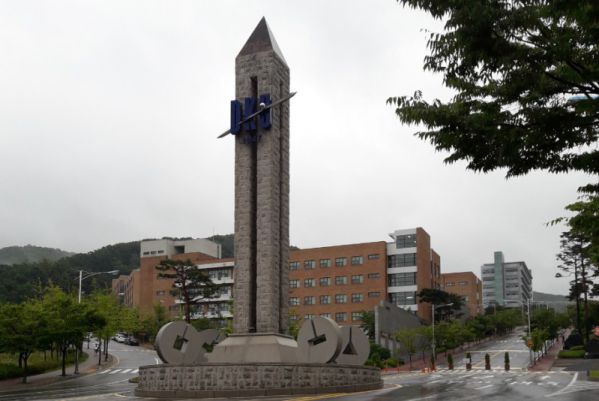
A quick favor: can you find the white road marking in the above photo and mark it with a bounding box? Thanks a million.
[98,370,111,374]
[109,369,121,374]
[120,368,132,373]
[508,381,518,385]
[521,381,532,385]
[154,357,161,364]
[475,384,493,390]
[545,372,578,398]
[132,368,139,374]
[540,375,550,380]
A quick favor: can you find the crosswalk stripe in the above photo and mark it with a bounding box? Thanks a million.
[109,369,122,374]
[132,369,139,374]
[120,369,132,374]
[99,370,111,374]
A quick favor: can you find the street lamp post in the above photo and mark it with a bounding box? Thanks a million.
[432,303,453,364]
[74,269,119,374]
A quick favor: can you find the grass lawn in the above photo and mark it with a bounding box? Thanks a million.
[589,370,599,380]
[0,350,87,381]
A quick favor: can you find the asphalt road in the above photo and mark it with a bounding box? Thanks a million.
[1,332,597,401]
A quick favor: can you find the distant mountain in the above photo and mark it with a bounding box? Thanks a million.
[533,291,572,312]
[0,245,74,265]
[0,241,140,304]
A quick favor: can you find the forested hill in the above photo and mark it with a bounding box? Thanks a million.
[0,245,74,265]
[0,234,299,304]
[0,241,140,304]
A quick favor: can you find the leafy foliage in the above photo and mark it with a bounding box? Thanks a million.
[155,259,219,323]
[389,0,599,269]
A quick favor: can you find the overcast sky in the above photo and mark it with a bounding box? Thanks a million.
[0,1,590,295]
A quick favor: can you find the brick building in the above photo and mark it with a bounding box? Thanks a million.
[440,271,483,317]
[287,242,388,325]
[114,238,222,315]
[386,228,441,322]
[114,227,444,325]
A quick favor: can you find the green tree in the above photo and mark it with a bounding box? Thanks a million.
[155,259,219,323]
[0,301,46,383]
[395,328,418,370]
[388,0,599,263]
[359,310,376,341]
[415,325,432,364]
[417,288,464,320]
[42,286,90,376]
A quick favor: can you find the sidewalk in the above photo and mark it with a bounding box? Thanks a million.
[528,339,563,372]
[0,351,116,390]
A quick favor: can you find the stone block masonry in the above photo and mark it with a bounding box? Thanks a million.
[135,363,382,398]
[234,27,290,335]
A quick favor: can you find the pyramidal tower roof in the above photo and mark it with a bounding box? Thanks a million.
[237,17,287,65]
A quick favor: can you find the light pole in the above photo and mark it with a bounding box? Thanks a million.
[432,303,453,362]
[74,269,119,374]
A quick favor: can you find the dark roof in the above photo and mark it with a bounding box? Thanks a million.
[237,17,287,65]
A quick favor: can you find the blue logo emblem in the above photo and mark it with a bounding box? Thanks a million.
[230,94,272,143]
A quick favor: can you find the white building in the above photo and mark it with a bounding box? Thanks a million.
[481,251,533,308]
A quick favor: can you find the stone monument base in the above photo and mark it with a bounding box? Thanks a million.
[207,333,298,363]
[135,363,382,398]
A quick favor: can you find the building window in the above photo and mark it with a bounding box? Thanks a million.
[458,281,468,286]
[445,281,455,287]
[290,315,299,321]
[304,260,316,269]
[335,276,347,285]
[320,313,331,318]
[387,272,417,287]
[351,293,363,303]
[289,279,299,288]
[320,295,331,305]
[389,291,417,306]
[335,257,347,267]
[304,278,315,288]
[368,254,380,260]
[352,311,363,321]
[304,314,316,320]
[143,251,150,256]
[482,276,494,281]
[368,291,380,298]
[320,277,331,287]
[289,297,300,306]
[304,296,316,305]
[289,261,299,270]
[351,274,364,284]
[335,294,347,304]
[351,256,363,265]
[335,312,347,322]
[368,273,380,279]
[395,234,416,248]
[387,253,417,268]
[320,259,331,268]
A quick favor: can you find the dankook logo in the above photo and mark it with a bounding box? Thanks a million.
[230,94,272,135]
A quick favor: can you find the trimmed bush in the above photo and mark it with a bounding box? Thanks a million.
[558,350,585,359]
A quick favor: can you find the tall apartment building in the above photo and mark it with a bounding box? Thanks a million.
[441,272,483,317]
[387,228,441,322]
[481,251,533,308]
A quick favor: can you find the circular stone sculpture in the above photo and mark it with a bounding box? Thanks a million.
[194,328,225,363]
[296,316,342,363]
[335,325,370,365]
[155,321,205,364]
